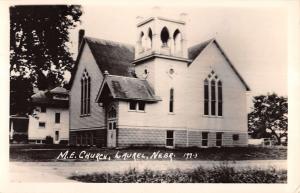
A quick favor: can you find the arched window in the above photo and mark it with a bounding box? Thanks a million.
[218,81,222,116]
[161,27,170,47]
[211,80,216,116]
[146,28,152,49]
[81,69,91,115]
[204,71,223,116]
[204,79,209,115]
[173,29,182,54]
[169,88,174,113]
[139,31,145,52]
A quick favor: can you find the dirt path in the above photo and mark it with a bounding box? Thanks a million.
[10,160,287,183]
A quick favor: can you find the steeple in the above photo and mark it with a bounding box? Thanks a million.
[135,8,188,60]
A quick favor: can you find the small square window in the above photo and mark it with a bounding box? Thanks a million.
[138,102,145,111]
[41,106,46,113]
[129,101,137,110]
[233,134,239,141]
[39,122,46,128]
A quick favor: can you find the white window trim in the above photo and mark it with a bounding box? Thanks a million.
[201,132,209,148]
[203,72,223,117]
[128,101,146,112]
[165,130,175,148]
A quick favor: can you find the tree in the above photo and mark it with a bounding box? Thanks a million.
[248,93,288,145]
[10,5,82,114]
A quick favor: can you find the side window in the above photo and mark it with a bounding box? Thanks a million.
[129,101,146,112]
[166,130,174,147]
[202,132,208,147]
[169,88,174,113]
[138,102,145,111]
[129,101,137,111]
[81,69,91,116]
[204,71,223,117]
[39,122,46,128]
[233,134,239,141]
[55,113,60,123]
[216,132,222,147]
[41,106,46,113]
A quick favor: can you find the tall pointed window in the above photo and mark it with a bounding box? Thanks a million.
[204,79,209,115]
[204,71,223,116]
[169,88,174,113]
[81,69,91,115]
[218,81,223,116]
[211,80,216,116]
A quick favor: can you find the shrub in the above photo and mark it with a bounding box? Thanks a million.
[68,166,287,183]
[13,134,28,143]
[59,140,68,145]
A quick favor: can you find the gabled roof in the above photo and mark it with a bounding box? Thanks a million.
[50,87,68,94]
[69,37,135,88]
[188,39,214,60]
[31,87,69,107]
[96,75,161,102]
[188,38,250,91]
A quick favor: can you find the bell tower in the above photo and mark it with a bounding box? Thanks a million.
[135,10,188,60]
[133,8,190,93]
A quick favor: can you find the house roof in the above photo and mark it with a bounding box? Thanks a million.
[188,38,250,91]
[69,37,135,88]
[31,87,69,107]
[96,75,161,102]
[50,87,68,94]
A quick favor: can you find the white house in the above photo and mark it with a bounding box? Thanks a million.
[28,87,69,144]
[69,13,250,148]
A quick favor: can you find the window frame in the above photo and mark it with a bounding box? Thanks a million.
[233,134,239,141]
[201,132,208,147]
[203,71,223,117]
[38,122,46,128]
[55,113,60,124]
[128,101,146,112]
[80,70,91,116]
[55,131,59,141]
[41,106,46,113]
[166,130,174,148]
[137,101,146,112]
[129,101,137,111]
[169,88,174,113]
[216,132,222,147]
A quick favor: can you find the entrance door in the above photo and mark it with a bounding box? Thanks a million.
[107,106,117,148]
[107,120,117,148]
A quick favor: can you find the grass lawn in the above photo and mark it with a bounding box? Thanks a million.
[69,165,287,183]
[10,144,287,162]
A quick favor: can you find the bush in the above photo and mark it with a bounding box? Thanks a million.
[13,134,28,143]
[59,140,68,145]
[45,136,53,144]
[69,165,287,183]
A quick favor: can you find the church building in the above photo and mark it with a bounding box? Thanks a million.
[69,13,250,148]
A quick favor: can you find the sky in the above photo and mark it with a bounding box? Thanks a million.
[68,4,288,97]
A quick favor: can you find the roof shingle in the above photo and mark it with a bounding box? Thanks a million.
[85,37,135,77]
[97,75,161,102]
